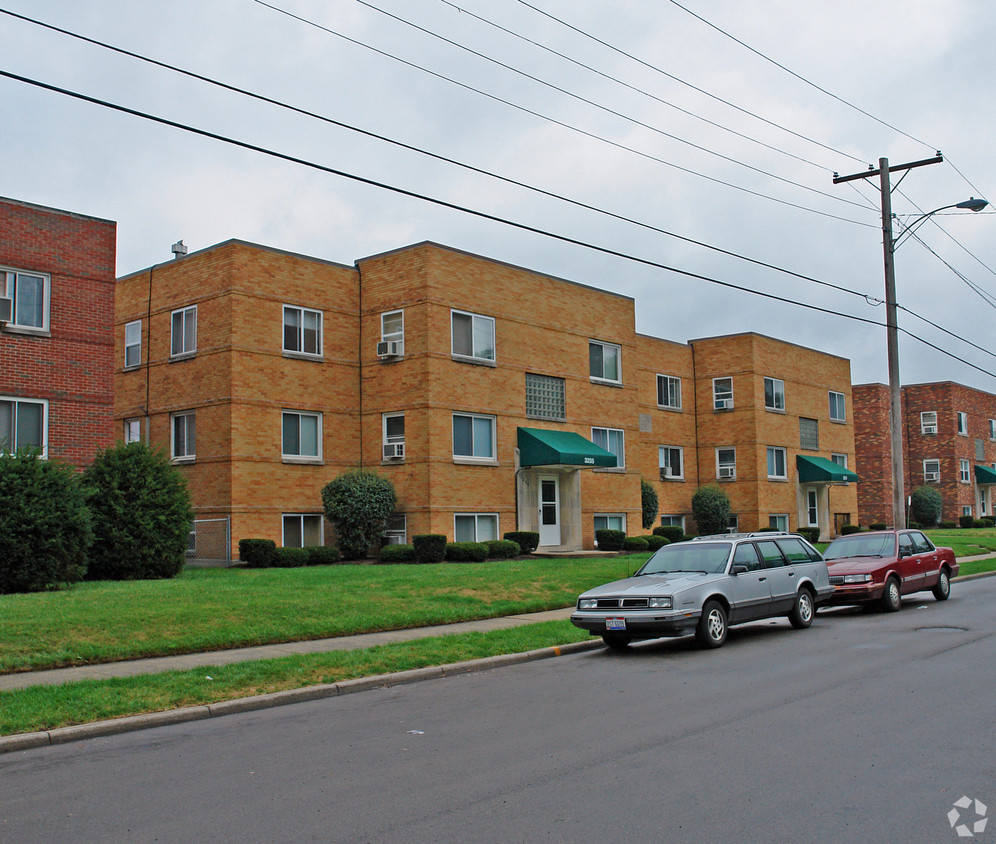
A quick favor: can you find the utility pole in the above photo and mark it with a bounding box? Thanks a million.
[833,153,943,530]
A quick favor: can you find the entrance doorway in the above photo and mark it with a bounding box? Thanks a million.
[539,475,561,546]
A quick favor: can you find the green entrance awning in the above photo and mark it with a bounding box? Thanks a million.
[975,464,996,485]
[796,454,859,483]
[517,427,617,468]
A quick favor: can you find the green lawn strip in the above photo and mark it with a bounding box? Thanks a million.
[0,556,643,674]
[955,559,996,577]
[0,620,593,736]
[926,528,996,559]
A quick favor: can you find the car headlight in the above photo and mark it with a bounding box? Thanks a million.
[842,574,872,584]
[649,597,672,609]
[578,598,598,610]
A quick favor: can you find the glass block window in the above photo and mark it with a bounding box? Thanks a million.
[799,417,819,450]
[525,373,566,420]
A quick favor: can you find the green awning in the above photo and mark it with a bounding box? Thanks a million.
[975,464,996,485]
[517,427,617,468]
[796,454,859,483]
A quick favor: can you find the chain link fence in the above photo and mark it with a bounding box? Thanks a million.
[186,518,232,567]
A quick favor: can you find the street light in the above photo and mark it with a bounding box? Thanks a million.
[893,197,989,250]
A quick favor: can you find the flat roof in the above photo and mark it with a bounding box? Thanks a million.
[0,195,115,226]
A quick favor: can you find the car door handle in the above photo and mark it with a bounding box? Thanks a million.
[758,576,767,582]
[787,571,796,577]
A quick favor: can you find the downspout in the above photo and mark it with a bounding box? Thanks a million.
[691,341,700,508]
[357,261,363,470]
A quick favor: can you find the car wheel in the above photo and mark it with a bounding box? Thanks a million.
[601,632,632,650]
[932,569,951,601]
[880,576,902,612]
[695,600,727,649]
[788,588,815,629]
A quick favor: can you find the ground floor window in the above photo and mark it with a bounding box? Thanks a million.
[594,514,626,533]
[382,513,407,544]
[660,515,685,529]
[282,513,323,547]
[962,506,972,517]
[769,514,789,532]
[123,417,143,444]
[454,513,498,542]
[728,514,739,533]
[0,397,47,455]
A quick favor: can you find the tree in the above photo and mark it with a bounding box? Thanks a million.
[0,452,91,593]
[641,478,659,529]
[909,485,942,527]
[691,485,731,536]
[82,442,193,580]
[321,470,397,560]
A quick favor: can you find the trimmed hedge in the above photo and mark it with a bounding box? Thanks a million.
[503,531,539,554]
[413,534,447,564]
[797,527,820,544]
[306,546,341,566]
[653,525,685,543]
[622,536,649,552]
[595,529,625,551]
[486,539,520,559]
[379,543,416,564]
[938,521,957,529]
[869,522,887,531]
[960,515,975,528]
[981,517,995,528]
[239,538,278,568]
[275,547,309,568]
[841,524,862,535]
[645,535,670,551]
[445,542,489,562]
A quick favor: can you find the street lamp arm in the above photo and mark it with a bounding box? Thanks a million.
[893,197,989,250]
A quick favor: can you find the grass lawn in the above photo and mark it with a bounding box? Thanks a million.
[926,527,996,559]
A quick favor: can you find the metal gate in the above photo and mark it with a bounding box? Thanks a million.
[186,518,232,567]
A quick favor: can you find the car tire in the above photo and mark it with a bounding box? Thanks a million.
[601,632,632,650]
[880,576,902,613]
[788,588,815,629]
[695,600,727,649]
[932,569,951,601]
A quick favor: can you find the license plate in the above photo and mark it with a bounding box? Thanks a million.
[606,617,626,631]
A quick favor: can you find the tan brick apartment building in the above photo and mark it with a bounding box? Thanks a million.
[115,239,857,555]
[854,382,996,525]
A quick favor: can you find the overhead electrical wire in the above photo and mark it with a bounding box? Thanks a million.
[2,68,993,380]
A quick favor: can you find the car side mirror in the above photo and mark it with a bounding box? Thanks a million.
[730,564,748,575]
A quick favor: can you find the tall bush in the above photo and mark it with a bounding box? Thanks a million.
[321,470,397,560]
[641,478,658,529]
[691,485,731,536]
[909,485,942,528]
[82,443,193,580]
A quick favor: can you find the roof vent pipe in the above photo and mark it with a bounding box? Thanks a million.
[171,240,188,259]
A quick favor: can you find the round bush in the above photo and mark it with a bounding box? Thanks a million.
[321,470,397,560]
[909,485,942,528]
[653,525,685,543]
[645,535,670,551]
[306,546,342,566]
[959,514,975,529]
[486,539,520,559]
[622,536,649,552]
[240,538,278,568]
[841,524,862,535]
[595,529,625,551]
[797,527,820,544]
[691,486,731,536]
[379,543,416,564]
[503,531,539,554]
[413,534,447,564]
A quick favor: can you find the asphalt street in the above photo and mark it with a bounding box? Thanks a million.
[2,577,994,844]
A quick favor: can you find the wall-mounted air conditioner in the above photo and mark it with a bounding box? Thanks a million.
[377,340,403,358]
[718,466,735,479]
[0,295,11,325]
[922,425,937,435]
[715,398,733,410]
[925,471,940,482]
[383,442,405,459]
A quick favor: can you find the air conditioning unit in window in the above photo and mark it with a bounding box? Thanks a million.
[0,295,11,325]
[922,425,937,435]
[383,442,405,459]
[377,340,403,358]
[925,471,940,482]
[715,398,733,410]
[718,466,735,479]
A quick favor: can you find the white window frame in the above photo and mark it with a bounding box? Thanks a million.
[962,505,972,518]
[594,514,627,536]
[659,445,683,480]
[282,304,323,358]
[764,377,785,412]
[591,426,625,469]
[990,419,996,441]
[124,320,142,368]
[170,305,197,358]
[282,513,324,548]
[2,267,51,332]
[123,417,143,444]
[657,374,681,410]
[381,310,404,343]
[452,413,496,463]
[716,447,736,480]
[589,339,622,384]
[171,411,196,462]
[767,446,787,480]
[921,411,937,435]
[957,411,968,436]
[831,453,850,484]
[451,309,495,362]
[960,459,971,483]
[923,459,940,483]
[454,513,499,543]
[281,410,322,462]
[829,391,846,423]
[713,377,734,410]
[0,396,48,457]
[769,514,789,532]
[383,513,407,545]
[660,515,685,529]
[727,514,739,533]
[383,412,405,460]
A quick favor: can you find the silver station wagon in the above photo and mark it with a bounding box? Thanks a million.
[571,533,834,649]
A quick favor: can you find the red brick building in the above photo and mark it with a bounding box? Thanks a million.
[0,197,116,467]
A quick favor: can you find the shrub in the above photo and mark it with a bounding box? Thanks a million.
[959,514,975,529]
[973,519,987,529]
[0,452,91,593]
[82,442,193,580]
[239,538,278,568]
[645,535,670,551]
[938,521,957,529]
[275,547,309,568]
[413,534,447,564]
[841,524,862,535]
[981,517,995,528]
[908,521,923,530]
[797,527,820,544]
[379,543,416,564]
[306,546,341,566]
[691,486,731,536]
[595,529,625,551]
[321,471,397,560]
[503,531,539,554]
[486,539,520,559]
[641,479,658,530]
[445,542,489,562]
[622,536,649,552]
[909,485,942,528]
[758,526,779,532]
[653,525,685,543]
[869,522,887,531]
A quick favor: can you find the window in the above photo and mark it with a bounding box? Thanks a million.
[383,413,405,459]
[831,453,850,483]
[799,417,819,450]
[921,411,937,435]
[960,459,971,483]
[769,514,789,532]
[2,267,50,331]
[923,459,940,482]
[594,514,626,534]
[659,446,683,480]
[525,373,566,420]
[452,310,495,361]
[898,533,914,556]
[453,413,495,461]
[282,411,322,460]
[381,310,404,343]
[170,305,197,357]
[171,411,196,461]
[829,391,846,422]
[713,377,733,410]
[767,446,787,479]
[123,418,142,444]
[990,419,996,441]
[911,531,934,554]
[657,374,681,409]
[981,487,989,516]
[592,426,625,468]
[382,513,407,545]
[282,514,323,548]
[0,397,47,455]
[454,513,498,542]
[589,340,621,383]
[124,320,142,368]
[727,514,739,533]
[283,305,322,356]
[764,377,785,411]
[962,506,973,517]
[733,542,762,571]
[660,515,685,529]
[716,447,736,480]
[957,411,968,436]
[756,540,786,568]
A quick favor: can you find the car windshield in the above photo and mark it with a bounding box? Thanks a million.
[637,542,732,575]
[823,533,894,560]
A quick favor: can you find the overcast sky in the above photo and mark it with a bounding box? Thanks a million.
[2,0,994,390]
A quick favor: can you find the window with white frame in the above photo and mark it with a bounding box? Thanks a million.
[594,514,626,535]
[170,305,197,357]
[383,413,405,460]
[123,418,142,444]
[2,267,50,331]
[981,487,989,516]
[171,411,196,461]
[829,391,846,422]
[382,513,407,545]
[283,305,322,356]
[957,411,968,435]
[452,413,495,461]
[923,459,940,482]
[990,419,996,440]
[659,445,683,480]
[716,447,736,480]
[282,411,321,460]
[769,514,789,532]
[660,515,685,529]
[380,310,404,356]
[962,505,972,517]
[282,514,323,548]
[713,377,733,410]
[767,446,787,479]
[525,373,566,420]
[921,411,937,434]
[831,453,850,483]
[454,513,498,542]
[657,374,681,409]
[589,340,621,383]
[592,426,625,468]
[0,397,47,455]
[764,377,785,411]
[960,459,971,483]
[800,417,819,450]
[451,310,495,362]
[124,320,142,368]
[727,514,739,533]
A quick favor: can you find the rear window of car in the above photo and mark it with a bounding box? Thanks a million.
[755,540,786,568]
[775,537,821,563]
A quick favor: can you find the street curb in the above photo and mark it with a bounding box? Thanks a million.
[0,639,603,755]
[952,570,996,583]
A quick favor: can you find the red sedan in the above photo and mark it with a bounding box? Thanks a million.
[822,529,958,612]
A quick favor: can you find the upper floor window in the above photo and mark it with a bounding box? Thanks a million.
[659,445,683,480]
[921,411,937,435]
[960,459,971,483]
[171,411,196,462]
[713,377,733,410]
[957,411,968,435]
[990,419,996,440]
[452,310,494,362]
[589,340,621,383]
[170,305,197,357]
[123,418,143,444]
[716,447,736,480]
[923,459,940,482]
[453,413,496,461]
[0,397,47,456]
[124,320,142,368]
[829,391,846,422]
[2,268,50,331]
[283,305,322,357]
[381,310,404,343]
[767,446,787,480]
[592,426,625,468]
[282,410,322,461]
[800,417,819,450]
[657,374,681,409]
[525,373,566,420]
[764,377,785,411]
[383,413,405,460]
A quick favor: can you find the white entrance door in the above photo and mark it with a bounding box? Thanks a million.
[539,475,561,547]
